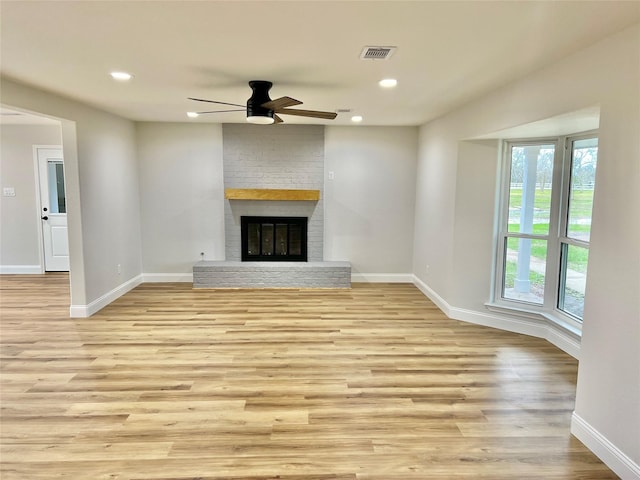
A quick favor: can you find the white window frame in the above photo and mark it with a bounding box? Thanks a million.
[491,131,598,334]
[556,132,597,322]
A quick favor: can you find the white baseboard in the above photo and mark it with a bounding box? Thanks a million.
[352,273,414,283]
[143,273,193,283]
[411,274,580,359]
[69,274,143,318]
[0,265,43,274]
[411,274,452,315]
[571,413,640,480]
[449,304,548,337]
[545,322,581,359]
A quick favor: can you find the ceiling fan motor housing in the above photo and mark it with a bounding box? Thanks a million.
[247,80,274,121]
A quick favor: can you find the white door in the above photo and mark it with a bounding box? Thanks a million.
[37,148,69,271]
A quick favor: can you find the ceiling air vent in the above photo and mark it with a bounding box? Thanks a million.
[360,46,397,60]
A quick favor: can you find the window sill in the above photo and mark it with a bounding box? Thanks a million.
[485,301,582,338]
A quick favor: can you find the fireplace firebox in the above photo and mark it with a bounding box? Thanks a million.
[241,216,307,262]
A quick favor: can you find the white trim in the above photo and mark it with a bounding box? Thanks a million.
[0,265,44,274]
[485,302,583,337]
[485,302,581,357]
[412,274,580,359]
[351,273,413,283]
[32,146,46,272]
[411,274,451,315]
[143,273,194,283]
[571,413,640,480]
[450,305,547,337]
[69,274,143,318]
[545,323,581,359]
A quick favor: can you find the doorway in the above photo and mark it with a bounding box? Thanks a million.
[35,146,69,272]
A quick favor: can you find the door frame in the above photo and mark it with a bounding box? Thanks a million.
[32,144,65,273]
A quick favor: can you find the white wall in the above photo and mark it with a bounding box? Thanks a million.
[1,77,142,311]
[413,122,458,294]
[325,126,418,277]
[413,24,640,476]
[136,122,225,275]
[78,115,141,303]
[451,139,499,309]
[0,124,62,270]
[573,26,640,474]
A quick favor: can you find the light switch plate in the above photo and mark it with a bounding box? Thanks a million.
[3,187,16,197]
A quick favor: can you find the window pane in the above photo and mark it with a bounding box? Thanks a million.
[508,145,555,235]
[567,138,597,241]
[502,236,547,304]
[247,223,260,256]
[558,243,589,320]
[47,161,66,214]
[261,224,274,256]
[289,225,302,256]
[275,224,288,256]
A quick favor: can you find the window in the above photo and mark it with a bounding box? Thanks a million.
[557,136,598,319]
[494,133,598,325]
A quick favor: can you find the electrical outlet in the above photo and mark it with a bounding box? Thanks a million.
[328,171,335,180]
[117,264,121,275]
[3,187,16,197]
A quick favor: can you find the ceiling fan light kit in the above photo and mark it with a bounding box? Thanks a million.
[189,80,337,125]
[247,115,274,125]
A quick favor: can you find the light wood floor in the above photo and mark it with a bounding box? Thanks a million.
[0,274,617,479]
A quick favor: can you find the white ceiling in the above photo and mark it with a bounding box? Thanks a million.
[1,1,638,126]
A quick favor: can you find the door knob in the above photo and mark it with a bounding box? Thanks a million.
[41,216,49,221]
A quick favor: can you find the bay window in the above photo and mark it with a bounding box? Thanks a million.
[494,133,598,327]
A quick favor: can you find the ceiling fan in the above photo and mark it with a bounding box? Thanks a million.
[188,80,337,125]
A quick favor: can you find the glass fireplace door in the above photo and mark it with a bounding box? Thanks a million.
[241,216,307,261]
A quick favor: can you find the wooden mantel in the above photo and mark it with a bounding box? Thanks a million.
[224,188,320,201]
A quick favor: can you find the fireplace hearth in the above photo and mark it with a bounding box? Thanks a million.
[241,216,307,262]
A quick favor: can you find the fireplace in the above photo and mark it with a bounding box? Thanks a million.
[241,216,307,262]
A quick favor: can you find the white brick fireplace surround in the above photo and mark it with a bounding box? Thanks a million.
[193,123,351,288]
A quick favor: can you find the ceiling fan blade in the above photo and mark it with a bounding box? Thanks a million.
[278,108,337,120]
[262,96,303,110]
[188,97,245,108]
[196,109,246,114]
[273,114,284,124]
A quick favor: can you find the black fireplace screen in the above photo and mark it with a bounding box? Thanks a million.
[241,216,308,261]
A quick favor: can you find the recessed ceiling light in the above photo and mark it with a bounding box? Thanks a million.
[110,71,133,81]
[187,112,199,118]
[379,78,398,88]
[351,115,363,123]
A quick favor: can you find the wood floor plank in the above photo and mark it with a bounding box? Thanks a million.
[0,274,618,479]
